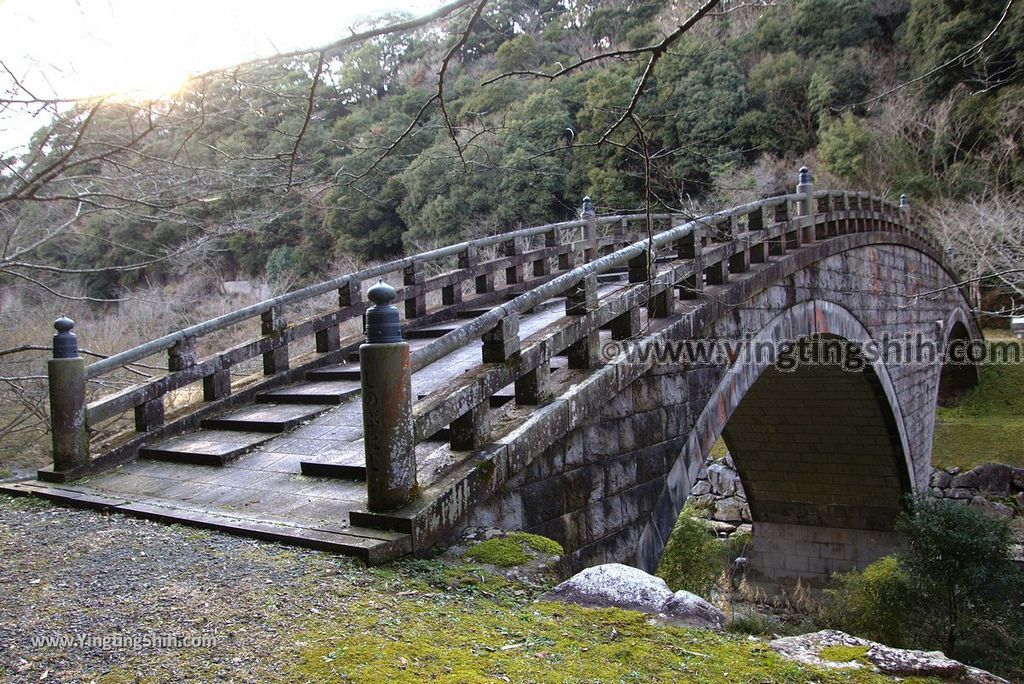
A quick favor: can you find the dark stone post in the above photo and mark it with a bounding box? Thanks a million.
[360,280,417,511]
[581,196,597,263]
[797,165,816,244]
[900,194,912,229]
[48,316,89,471]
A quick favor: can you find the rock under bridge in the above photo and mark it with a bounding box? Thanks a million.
[3,171,981,586]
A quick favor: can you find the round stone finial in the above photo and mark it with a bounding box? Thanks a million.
[900,193,909,207]
[581,195,594,217]
[366,278,397,306]
[798,166,811,185]
[52,315,79,359]
[54,315,75,333]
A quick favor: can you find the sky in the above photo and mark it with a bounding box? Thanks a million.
[0,0,443,150]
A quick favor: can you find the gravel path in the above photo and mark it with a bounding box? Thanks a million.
[0,494,374,683]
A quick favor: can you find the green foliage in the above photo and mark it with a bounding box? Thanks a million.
[753,0,880,58]
[824,499,1024,679]
[821,555,913,647]
[819,113,873,182]
[902,0,1024,100]
[656,506,729,596]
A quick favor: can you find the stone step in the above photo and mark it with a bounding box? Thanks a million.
[300,441,366,480]
[257,381,360,405]
[456,308,491,319]
[305,365,361,382]
[349,508,415,534]
[300,461,366,480]
[201,404,327,433]
[404,326,457,340]
[139,430,275,466]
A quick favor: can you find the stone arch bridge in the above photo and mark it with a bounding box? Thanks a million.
[3,171,981,586]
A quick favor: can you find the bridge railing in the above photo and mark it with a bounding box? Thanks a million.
[43,202,672,479]
[397,180,939,511]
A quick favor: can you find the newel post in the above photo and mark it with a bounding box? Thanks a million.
[48,316,89,471]
[581,195,597,263]
[359,280,417,511]
[900,194,912,229]
[797,165,815,244]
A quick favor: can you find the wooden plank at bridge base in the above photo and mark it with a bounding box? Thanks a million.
[0,480,412,564]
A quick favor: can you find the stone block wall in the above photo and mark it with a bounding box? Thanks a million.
[466,240,980,581]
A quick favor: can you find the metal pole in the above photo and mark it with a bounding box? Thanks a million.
[48,316,89,471]
[360,280,417,511]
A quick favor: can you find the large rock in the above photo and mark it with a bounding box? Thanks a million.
[541,563,673,614]
[689,479,712,497]
[970,495,1015,521]
[540,564,724,630]
[661,590,726,630]
[930,469,952,489]
[951,463,1017,496]
[715,495,751,523]
[769,630,1008,683]
[707,462,739,496]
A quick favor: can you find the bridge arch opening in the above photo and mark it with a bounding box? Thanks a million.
[639,302,918,588]
[938,320,980,406]
[718,336,911,587]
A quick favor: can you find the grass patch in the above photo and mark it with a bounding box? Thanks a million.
[290,595,939,684]
[933,333,1024,470]
[820,644,870,664]
[463,532,563,567]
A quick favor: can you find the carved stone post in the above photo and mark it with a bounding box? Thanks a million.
[581,196,598,263]
[48,316,89,471]
[360,280,417,511]
[797,166,815,244]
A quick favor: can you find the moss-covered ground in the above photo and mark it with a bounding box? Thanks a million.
[289,585,936,684]
[2,495,946,684]
[933,330,1024,469]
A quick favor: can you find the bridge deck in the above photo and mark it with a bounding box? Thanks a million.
[4,283,627,562]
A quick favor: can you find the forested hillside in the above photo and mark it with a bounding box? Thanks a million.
[2,0,1021,301]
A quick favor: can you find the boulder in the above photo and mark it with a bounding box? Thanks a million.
[540,564,725,631]
[714,496,750,523]
[970,495,1015,521]
[769,630,1009,683]
[541,563,673,615]
[1014,468,1024,491]
[707,462,739,496]
[944,487,975,500]
[951,464,1016,496]
[661,590,726,630]
[930,469,952,489]
[689,479,712,497]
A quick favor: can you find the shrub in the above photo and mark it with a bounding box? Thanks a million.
[656,506,727,596]
[820,555,913,647]
[823,498,1024,680]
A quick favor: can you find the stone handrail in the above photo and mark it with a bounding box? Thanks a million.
[45,203,671,477]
